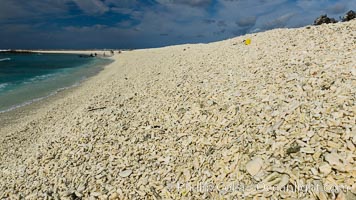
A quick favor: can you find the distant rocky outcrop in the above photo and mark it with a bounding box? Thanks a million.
[342,10,355,22]
[313,10,355,26]
[313,15,338,25]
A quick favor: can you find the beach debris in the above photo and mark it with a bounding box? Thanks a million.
[342,10,356,22]
[87,106,107,112]
[246,157,263,176]
[207,100,216,106]
[286,144,301,154]
[119,169,132,178]
[314,15,338,25]
[244,38,251,45]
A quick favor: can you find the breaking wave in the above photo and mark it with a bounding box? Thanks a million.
[0,58,11,62]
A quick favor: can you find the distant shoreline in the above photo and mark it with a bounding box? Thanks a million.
[0,49,122,57]
[0,52,113,114]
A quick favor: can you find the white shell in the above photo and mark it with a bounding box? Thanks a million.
[246,158,263,176]
[119,170,132,178]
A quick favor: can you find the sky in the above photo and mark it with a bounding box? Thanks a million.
[0,0,355,49]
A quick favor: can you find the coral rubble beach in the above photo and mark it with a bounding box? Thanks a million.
[0,20,355,199]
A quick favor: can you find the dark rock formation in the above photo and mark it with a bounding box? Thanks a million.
[342,10,356,22]
[313,15,338,25]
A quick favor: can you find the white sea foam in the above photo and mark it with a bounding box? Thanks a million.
[0,58,110,114]
[0,83,8,91]
[0,58,11,62]
[0,82,81,114]
[24,73,57,84]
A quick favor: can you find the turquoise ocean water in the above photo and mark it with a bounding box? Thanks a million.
[0,53,112,113]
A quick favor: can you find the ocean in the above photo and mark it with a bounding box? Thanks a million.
[0,52,112,113]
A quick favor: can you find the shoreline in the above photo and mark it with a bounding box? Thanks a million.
[0,51,114,115]
[0,80,79,128]
[0,52,121,170]
[0,53,115,158]
[0,81,81,115]
[0,21,355,199]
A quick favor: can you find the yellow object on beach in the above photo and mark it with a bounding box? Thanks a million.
[245,38,251,45]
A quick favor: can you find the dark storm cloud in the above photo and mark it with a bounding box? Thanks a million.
[217,20,227,27]
[203,19,216,24]
[236,16,257,27]
[0,0,355,49]
[157,0,212,7]
[0,0,70,21]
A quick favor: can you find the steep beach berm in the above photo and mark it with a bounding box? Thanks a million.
[0,20,355,199]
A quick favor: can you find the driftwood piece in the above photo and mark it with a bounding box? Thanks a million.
[88,107,106,112]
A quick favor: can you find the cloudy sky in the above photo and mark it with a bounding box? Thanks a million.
[0,0,355,49]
